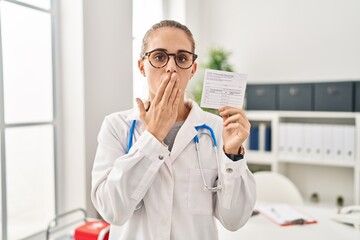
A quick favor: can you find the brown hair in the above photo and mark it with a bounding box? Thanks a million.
[140,20,196,57]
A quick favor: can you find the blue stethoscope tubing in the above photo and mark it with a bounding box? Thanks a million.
[127,120,222,192]
[127,119,137,153]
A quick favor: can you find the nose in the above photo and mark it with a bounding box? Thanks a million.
[165,55,177,73]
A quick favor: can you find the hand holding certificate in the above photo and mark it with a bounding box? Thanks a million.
[200,69,247,109]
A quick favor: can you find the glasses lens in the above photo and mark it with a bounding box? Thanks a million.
[175,51,194,69]
[148,51,168,68]
[146,50,196,69]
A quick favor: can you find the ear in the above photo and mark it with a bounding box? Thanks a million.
[138,58,146,77]
[190,62,197,78]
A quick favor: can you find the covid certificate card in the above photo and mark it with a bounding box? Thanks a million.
[200,69,247,109]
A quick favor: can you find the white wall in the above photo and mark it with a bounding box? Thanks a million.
[186,0,360,83]
[58,0,133,218]
[83,0,133,217]
[163,0,186,23]
[57,0,86,215]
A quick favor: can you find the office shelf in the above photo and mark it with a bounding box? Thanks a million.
[278,158,356,168]
[247,151,275,162]
[245,111,360,206]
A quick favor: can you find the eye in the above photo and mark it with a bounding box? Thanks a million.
[151,51,167,62]
[176,54,189,63]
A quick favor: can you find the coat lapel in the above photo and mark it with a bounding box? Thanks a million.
[170,101,206,162]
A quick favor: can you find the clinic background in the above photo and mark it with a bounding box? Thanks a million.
[60,0,360,220]
[1,0,359,239]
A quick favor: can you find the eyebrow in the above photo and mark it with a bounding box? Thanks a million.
[151,48,192,53]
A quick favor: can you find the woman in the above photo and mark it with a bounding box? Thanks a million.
[91,20,256,240]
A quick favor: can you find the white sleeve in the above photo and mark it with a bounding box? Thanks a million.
[91,117,169,225]
[214,157,256,231]
[214,129,257,231]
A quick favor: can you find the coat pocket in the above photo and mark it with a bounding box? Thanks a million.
[188,168,218,214]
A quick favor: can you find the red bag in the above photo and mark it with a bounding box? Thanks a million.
[74,220,110,240]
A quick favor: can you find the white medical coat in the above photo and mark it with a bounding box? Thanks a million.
[91,101,256,240]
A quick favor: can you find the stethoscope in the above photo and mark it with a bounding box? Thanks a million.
[127,120,222,193]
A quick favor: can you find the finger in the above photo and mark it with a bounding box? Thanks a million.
[236,109,251,129]
[218,106,230,112]
[224,120,249,132]
[144,100,151,111]
[219,107,231,121]
[218,106,232,114]
[168,78,180,106]
[223,113,251,129]
[136,98,146,120]
[223,113,241,126]
[224,122,250,135]
[219,106,241,117]
[172,89,182,111]
[153,75,171,103]
[219,108,250,126]
[225,123,251,138]
[161,73,178,105]
[224,123,250,138]
[224,122,242,131]
[220,111,228,119]
[237,109,248,121]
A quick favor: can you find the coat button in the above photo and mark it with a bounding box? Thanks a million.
[158,155,164,160]
[226,168,233,173]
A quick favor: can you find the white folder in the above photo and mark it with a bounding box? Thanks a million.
[332,125,344,162]
[278,123,287,159]
[304,124,314,161]
[343,125,355,162]
[259,123,266,152]
[286,123,304,161]
[311,124,323,161]
[322,124,334,162]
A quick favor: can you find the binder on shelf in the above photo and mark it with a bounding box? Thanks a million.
[259,123,266,152]
[303,124,314,161]
[311,124,323,161]
[265,125,272,152]
[332,125,344,162]
[343,125,355,162]
[322,124,334,161]
[257,204,317,226]
[249,125,259,150]
[278,123,287,158]
[286,123,304,161]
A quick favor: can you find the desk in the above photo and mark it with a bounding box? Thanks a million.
[217,205,360,240]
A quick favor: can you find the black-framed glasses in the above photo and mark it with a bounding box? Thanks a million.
[142,49,198,69]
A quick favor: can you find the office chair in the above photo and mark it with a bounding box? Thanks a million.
[254,171,304,205]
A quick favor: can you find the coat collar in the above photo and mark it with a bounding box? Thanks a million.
[125,100,208,163]
[125,107,140,122]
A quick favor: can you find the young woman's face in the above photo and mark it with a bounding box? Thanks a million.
[138,27,197,100]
